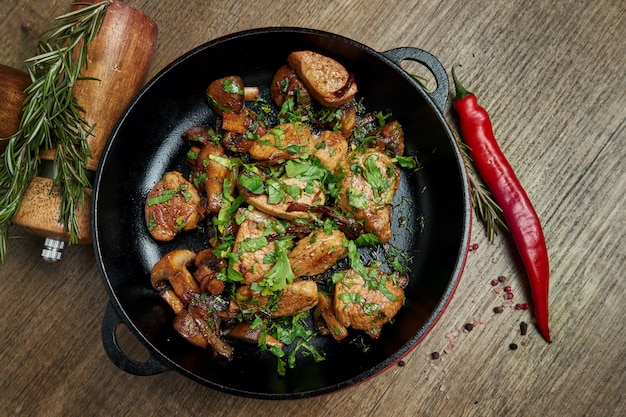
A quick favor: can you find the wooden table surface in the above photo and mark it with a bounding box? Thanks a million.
[1,0,624,416]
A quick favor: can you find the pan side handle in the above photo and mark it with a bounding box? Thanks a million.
[383,47,449,113]
[101,302,170,376]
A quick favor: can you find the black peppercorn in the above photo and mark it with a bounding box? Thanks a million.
[431,351,440,360]
[509,343,518,350]
[463,323,474,332]
[520,321,528,336]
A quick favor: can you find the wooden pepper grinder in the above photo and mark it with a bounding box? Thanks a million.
[0,65,30,153]
[11,0,158,261]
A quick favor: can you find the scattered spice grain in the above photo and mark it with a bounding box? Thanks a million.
[431,351,440,360]
[520,321,528,336]
[493,306,504,314]
[509,343,518,350]
[463,323,474,332]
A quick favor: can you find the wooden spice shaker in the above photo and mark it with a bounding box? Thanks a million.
[0,64,30,153]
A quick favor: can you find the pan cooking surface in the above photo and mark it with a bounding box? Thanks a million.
[93,27,470,398]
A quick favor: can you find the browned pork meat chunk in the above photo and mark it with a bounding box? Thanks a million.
[236,279,318,318]
[312,130,348,173]
[145,171,205,242]
[287,50,357,107]
[336,149,401,242]
[240,176,325,222]
[315,290,348,341]
[248,122,314,164]
[288,229,348,277]
[333,268,405,339]
[231,208,277,284]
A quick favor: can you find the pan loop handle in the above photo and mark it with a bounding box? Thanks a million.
[101,302,170,376]
[383,47,449,113]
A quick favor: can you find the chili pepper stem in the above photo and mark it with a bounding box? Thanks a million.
[451,64,472,100]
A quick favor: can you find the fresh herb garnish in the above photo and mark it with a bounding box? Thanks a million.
[250,237,295,296]
[347,187,368,209]
[222,78,244,95]
[146,183,191,206]
[239,171,265,194]
[259,312,325,376]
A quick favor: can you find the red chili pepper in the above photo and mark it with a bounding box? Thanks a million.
[452,67,551,343]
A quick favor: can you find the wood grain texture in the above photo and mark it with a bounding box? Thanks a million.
[1,0,624,416]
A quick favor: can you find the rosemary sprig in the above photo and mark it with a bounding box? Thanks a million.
[454,131,508,241]
[0,1,110,262]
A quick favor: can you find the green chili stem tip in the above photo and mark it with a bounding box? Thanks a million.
[451,64,473,100]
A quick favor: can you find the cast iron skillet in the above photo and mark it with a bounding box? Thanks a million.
[93,27,471,399]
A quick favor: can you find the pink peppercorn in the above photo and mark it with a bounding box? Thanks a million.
[490,279,499,286]
[505,292,514,300]
[503,285,512,293]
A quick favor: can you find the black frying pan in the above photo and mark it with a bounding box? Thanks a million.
[93,27,471,399]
